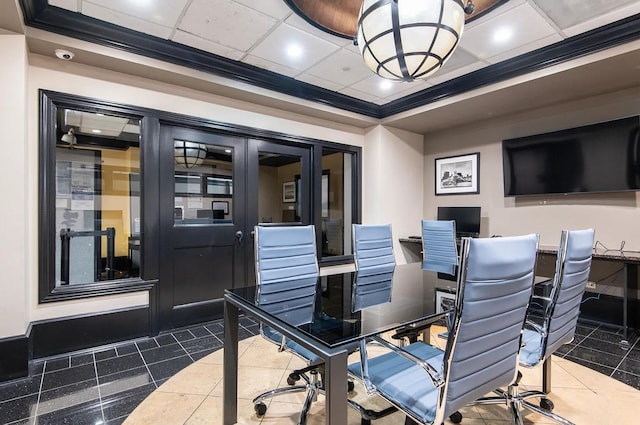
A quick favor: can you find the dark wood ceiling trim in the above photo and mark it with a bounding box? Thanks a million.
[19,1,640,121]
[20,0,381,117]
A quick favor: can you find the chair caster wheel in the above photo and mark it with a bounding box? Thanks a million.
[254,402,267,416]
[540,398,554,411]
[287,373,300,385]
[348,380,355,392]
[449,411,463,423]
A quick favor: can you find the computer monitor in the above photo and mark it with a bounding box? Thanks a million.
[437,206,481,238]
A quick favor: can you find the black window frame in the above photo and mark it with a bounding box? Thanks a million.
[38,90,155,303]
[39,90,361,303]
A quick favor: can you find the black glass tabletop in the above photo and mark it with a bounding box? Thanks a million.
[225,262,445,348]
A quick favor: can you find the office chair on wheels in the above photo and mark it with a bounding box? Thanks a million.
[347,234,539,425]
[421,219,458,276]
[353,223,424,348]
[352,224,396,273]
[252,224,324,425]
[473,228,595,425]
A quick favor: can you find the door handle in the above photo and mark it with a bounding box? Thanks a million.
[235,230,243,243]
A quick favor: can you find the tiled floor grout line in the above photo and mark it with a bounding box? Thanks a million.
[91,352,106,423]
[173,337,196,363]
[135,343,158,388]
[30,363,47,425]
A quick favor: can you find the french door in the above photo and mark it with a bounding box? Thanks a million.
[157,125,310,330]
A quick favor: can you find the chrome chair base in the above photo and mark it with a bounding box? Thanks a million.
[252,368,322,425]
[474,373,574,425]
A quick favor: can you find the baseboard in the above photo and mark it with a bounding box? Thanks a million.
[30,306,150,359]
[0,334,29,383]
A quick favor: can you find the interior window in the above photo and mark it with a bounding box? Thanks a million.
[173,142,233,225]
[321,149,354,258]
[54,108,141,286]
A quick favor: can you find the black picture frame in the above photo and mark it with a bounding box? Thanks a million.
[435,152,480,195]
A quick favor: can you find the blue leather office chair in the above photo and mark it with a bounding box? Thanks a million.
[353,224,396,273]
[348,234,539,425]
[421,219,458,275]
[252,224,322,425]
[475,228,595,424]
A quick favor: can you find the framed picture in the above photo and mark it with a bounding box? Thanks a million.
[435,152,480,195]
[211,201,229,214]
[282,181,296,202]
[436,290,456,314]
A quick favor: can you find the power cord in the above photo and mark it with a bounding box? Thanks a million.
[593,240,640,253]
[580,265,625,304]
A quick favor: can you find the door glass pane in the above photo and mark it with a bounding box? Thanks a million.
[174,142,232,225]
[258,153,302,223]
[55,108,141,286]
[321,149,353,257]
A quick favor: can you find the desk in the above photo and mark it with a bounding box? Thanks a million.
[402,238,640,342]
[538,245,640,345]
[223,263,447,425]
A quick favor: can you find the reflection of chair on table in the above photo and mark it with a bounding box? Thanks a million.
[352,269,394,312]
[348,234,539,425]
[475,228,595,424]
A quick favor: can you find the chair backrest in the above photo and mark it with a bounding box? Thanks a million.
[541,228,595,360]
[421,219,458,275]
[352,224,395,272]
[254,224,319,303]
[437,234,538,422]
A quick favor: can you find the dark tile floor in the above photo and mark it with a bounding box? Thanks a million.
[0,317,258,425]
[0,318,638,425]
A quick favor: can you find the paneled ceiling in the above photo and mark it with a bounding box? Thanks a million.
[12,0,640,133]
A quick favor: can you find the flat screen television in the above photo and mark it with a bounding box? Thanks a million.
[437,206,481,238]
[502,116,640,196]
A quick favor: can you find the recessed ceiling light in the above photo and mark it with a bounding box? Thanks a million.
[379,80,393,91]
[224,149,232,153]
[286,43,303,59]
[493,27,513,43]
[92,129,102,133]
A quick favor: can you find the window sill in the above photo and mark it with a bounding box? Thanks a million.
[39,278,157,303]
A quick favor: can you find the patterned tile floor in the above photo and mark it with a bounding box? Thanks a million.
[0,318,637,425]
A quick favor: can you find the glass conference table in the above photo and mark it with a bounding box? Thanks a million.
[223,262,447,425]
[223,263,551,424]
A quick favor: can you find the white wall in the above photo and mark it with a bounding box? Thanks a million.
[0,34,28,337]
[363,125,424,264]
[423,86,640,250]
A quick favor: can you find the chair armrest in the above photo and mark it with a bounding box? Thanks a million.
[525,320,544,334]
[360,335,444,391]
[531,295,551,302]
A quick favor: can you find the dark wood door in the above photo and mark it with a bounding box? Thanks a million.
[158,125,247,329]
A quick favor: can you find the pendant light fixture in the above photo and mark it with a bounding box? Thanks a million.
[356,0,467,81]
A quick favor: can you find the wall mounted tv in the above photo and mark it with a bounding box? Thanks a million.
[502,116,640,196]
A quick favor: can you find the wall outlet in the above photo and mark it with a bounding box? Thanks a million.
[586,281,596,290]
